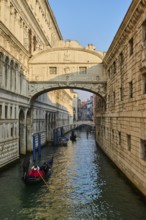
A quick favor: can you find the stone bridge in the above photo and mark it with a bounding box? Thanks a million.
[28,40,107,101]
[74,120,95,127]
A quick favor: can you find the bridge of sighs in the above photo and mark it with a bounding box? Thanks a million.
[28,40,107,101]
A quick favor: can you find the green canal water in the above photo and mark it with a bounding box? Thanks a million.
[0,130,146,220]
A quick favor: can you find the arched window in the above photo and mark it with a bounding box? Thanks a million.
[10,60,14,91]
[0,52,4,87]
[33,35,37,51]
[28,29,32,53]
[5,57,9,88]
[14,63,18,91]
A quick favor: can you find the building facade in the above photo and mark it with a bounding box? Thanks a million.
[0,0,74,168]
[87,96,94,121]
[96,0,146,196]
[1,0,146,198]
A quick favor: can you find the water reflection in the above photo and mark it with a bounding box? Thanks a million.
[0,130,146,220]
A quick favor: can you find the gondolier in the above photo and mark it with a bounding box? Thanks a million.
[22,153,30,181]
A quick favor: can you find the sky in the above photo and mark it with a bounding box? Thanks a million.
[49,0,132,100]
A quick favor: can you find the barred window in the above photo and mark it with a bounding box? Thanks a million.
[49,67,57,74]
[120,87,123,101]
[0,105,2,119]
[11,126,14,137]
[33,36,37,51]
[113,61,116,74]
[5,105,8,119]
[129,81,133,98]
[28,29,32,53]
[140,140,146,161]
[119,52,124,65]
[118,131,121,145]
[10,106,13,118]
[113,91,115,104]
[142,73,146,94]
[129,38,133,56]
[142,20,146,41]
[79,67,87,74]
[127,134,131,151]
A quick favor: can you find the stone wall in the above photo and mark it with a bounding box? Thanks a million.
[96,0,146,196]
[0,0,74,169]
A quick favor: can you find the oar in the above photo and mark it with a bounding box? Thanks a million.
[37,170,50,191]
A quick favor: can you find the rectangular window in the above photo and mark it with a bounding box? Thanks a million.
[5,105,8,119]
[113,91,115,104]
[140,139,146,161]
[142,74,146,94]
[11,126,13,137]
[129,81,133,98]
[127,134,131,151]
[118,131,121,145]
[79,67,87,74]
[15,107,17,119]
[129,38,133,56]
[0,105,2,119]
[49,67,57,74]
[108,95,110,108]
[28,29,32,53]
[10,106,13,118]
[142,20,146,41]
[112,129,114,140]
[119,52,124,66]
[33,36,37,51]
[113,61,116,74]
[120,87,123,101]
[108,69,110,78]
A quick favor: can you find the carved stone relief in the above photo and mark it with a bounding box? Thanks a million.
[64,50,71,61]
[64,67,70,74]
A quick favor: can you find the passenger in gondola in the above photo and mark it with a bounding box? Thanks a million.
[28,165,43,178]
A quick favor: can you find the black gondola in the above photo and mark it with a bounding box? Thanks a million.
[23,158,53,184]
[70,131,76,141]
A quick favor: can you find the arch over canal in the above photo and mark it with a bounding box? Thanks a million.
[28,40,107,101]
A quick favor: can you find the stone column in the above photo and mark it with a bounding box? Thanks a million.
[16,69,20,94]
[7,62,10,90]
[26,123,33,152]
[0,55,5,88]
[2,103,5,119]
[1,60,5,88]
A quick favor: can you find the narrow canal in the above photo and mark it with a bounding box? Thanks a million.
[0,130,146,220]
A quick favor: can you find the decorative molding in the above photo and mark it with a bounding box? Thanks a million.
[28,81,107,100]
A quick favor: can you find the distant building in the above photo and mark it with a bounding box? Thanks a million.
[72,91,79,121]
[87,96,93,120]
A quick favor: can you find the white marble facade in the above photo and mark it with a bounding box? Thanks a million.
[0,0,74,168]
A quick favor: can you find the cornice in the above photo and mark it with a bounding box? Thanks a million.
[30,46,104,63]
[0,21,29,57]
[44,0,63,40]
[11,0,51,46]
[104,0,146,66]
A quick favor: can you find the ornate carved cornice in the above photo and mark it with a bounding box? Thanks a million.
[11,0,51,46]
[0,22,29,72]
[28,81,107,103]
[0,21,29,57]
[44,0,63,40]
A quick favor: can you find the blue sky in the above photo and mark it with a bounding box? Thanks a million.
[49,0,132,100]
